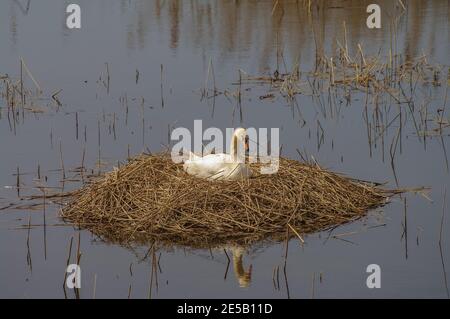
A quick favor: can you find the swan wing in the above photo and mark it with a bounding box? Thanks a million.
[183,154,234,179]
[183,153,252,180]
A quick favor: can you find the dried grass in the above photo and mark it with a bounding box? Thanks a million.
[61,153,396,248]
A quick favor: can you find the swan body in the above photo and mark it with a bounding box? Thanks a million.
[183,128,252,181]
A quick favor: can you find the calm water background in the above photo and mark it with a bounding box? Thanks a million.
[0,0,449,298]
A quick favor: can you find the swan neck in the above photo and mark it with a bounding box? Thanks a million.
[230,133,238,161]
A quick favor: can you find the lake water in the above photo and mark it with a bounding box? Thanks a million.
[0,0,449,298]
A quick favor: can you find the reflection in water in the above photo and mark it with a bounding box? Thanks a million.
[5,1,448,65]
[12,0,31,14]
[7,1,29,44]
[121,0,448,65]
[124,0,154,50]
[229,246,252,288]
[135,244,254,291]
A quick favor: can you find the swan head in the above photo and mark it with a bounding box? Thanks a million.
[233,128,250,153]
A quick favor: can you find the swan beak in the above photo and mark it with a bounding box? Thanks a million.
[245,136,250,152]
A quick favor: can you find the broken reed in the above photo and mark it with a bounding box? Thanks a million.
[242,45,444,102]
[238,41,449,168]
[0,58,50,125]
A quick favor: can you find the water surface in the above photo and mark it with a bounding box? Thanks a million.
[0,0,449,298]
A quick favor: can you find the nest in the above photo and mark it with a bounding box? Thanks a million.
[62,153,394,248]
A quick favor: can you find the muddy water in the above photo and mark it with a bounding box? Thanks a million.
[0,0,449,298]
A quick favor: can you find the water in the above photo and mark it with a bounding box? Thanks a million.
[0,0,449,298]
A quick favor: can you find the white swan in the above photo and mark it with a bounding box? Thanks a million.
[183,128,252,181]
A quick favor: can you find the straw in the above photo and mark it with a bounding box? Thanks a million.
[61,153,396,248]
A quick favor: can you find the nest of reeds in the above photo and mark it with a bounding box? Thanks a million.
[62,153,394,248]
